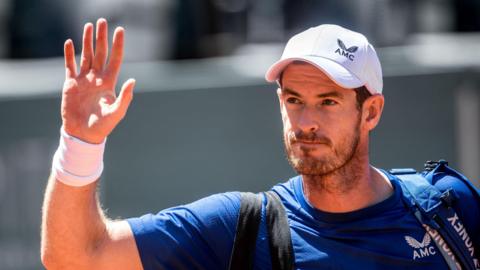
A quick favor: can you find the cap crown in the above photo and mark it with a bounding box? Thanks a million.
[276,25,383,94]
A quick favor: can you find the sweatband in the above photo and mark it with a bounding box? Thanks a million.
[51,128,106,187]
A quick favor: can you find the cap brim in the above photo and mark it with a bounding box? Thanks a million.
[265,56,363,89]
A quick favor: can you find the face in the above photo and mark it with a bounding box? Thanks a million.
[278,62,365,176]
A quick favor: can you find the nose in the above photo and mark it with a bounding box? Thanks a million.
[297,106,319,133]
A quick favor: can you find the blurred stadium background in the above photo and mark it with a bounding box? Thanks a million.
[0,0,479,269]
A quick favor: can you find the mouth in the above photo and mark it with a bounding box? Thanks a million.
[294,140,328,145]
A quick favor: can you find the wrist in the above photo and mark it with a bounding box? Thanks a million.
[62,126,106,144]
[51,127,106,187]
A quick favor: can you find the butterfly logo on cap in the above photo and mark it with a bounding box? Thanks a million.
[335,39,358,61]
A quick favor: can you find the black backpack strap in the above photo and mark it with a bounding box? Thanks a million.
[229,192,263,270]
[229,191,295,270]
[265,191,295,270]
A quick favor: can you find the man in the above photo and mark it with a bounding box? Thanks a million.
[41,18,480,269]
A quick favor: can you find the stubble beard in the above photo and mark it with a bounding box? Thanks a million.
[284,114,362,193]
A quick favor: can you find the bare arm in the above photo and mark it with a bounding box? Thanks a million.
[41,19,142,270]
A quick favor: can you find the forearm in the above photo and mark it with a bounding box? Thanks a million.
[40,18,141,269]
[41,175,108,269]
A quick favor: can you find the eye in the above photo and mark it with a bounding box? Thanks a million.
[286,97,302,105]
[322,99,338,106]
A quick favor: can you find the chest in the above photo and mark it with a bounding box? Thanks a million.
[285,214,449,270]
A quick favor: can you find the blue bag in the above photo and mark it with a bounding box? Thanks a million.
[392,160,480,270]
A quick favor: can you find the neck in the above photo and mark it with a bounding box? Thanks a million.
[302,152,393,213]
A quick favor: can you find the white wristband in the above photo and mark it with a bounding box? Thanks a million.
[51,128,106,187]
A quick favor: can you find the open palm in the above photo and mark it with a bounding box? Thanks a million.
[62,18,135,144]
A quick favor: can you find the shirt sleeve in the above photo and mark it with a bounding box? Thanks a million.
[127,192,241,270]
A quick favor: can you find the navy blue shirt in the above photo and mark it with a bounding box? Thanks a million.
[127,171,480,269]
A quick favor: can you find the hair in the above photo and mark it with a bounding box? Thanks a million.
[353,86,372,110]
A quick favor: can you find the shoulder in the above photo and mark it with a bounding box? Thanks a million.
[183,191,242,222]
[128,191,242,236]
[127,192,242,269]
[269,176,304,215]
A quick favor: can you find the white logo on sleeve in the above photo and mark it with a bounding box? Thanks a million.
[405,233,436,260]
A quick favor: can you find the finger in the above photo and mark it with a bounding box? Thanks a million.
[92,18,108,72]
[112,79,135,119]
[80,22,94,74]
[64,39,77,78]
[105,27,124,82]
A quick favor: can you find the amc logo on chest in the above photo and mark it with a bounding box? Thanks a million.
[405,234,437,260]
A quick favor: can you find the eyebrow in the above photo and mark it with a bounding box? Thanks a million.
[282,87,344,99]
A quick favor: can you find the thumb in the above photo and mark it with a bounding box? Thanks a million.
[112,78,136,119]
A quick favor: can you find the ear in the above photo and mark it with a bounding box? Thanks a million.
[362,94,384,131]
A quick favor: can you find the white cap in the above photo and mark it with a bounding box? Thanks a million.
[265,24,383,94]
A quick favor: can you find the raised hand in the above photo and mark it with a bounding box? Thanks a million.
[61,18,135,144]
